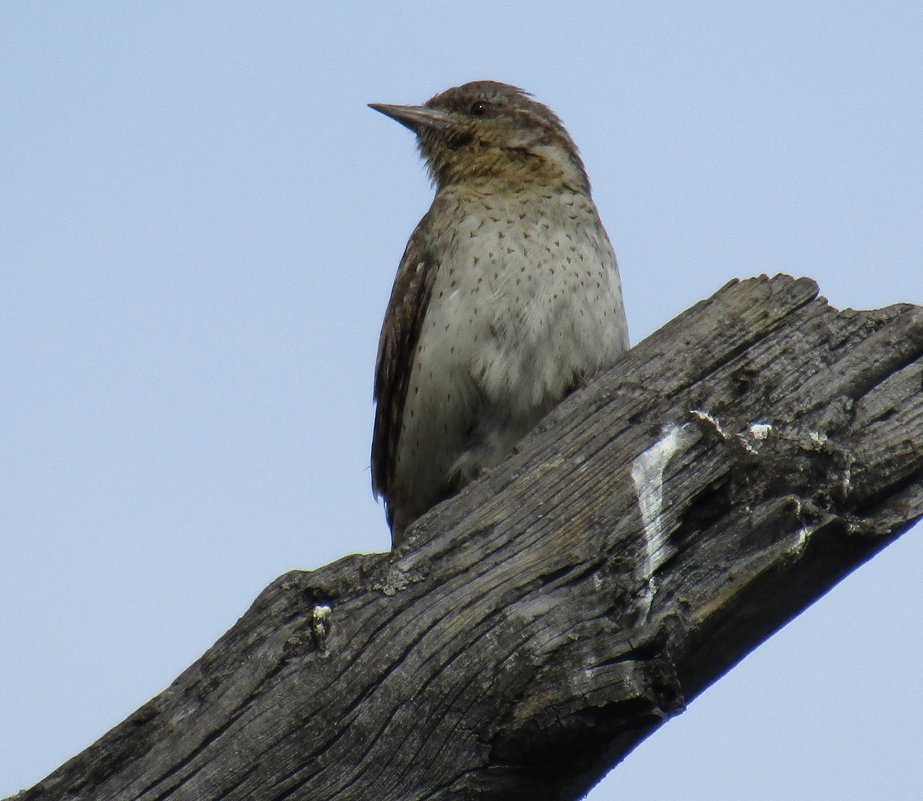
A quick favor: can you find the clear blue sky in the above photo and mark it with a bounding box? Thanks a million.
[2,4,921,799]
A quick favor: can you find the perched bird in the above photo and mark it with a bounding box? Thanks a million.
[370,81,629,546]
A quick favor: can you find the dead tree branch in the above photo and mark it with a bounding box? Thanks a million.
[14,274,923,801]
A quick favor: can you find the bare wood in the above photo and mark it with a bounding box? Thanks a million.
[13,275,923,801]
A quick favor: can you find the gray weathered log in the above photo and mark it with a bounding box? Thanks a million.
[12,275,923,801]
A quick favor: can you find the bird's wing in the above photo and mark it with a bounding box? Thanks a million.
[371,212,437,511]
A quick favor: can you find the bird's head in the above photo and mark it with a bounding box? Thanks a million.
[370,81,590,195]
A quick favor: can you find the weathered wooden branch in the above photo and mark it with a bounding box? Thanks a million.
[13,275,922,801]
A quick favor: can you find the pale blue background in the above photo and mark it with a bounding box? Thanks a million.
[2,3,921,799]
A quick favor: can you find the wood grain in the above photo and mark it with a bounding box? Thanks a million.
[15,275,922,801]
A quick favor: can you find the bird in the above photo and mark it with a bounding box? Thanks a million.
[369,81,629,547]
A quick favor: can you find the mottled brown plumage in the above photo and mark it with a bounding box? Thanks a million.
[370,81,628,546]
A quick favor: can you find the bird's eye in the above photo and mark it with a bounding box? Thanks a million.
[470,100,491,117]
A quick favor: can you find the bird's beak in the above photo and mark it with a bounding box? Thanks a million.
[369,103,455,134]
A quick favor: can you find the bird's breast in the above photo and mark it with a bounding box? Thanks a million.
[417,190,625,413]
